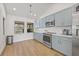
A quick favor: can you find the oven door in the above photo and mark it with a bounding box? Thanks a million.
[43,34,52,48]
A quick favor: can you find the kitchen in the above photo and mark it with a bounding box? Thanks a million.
[34,6,73,56]
[0,3,79,56]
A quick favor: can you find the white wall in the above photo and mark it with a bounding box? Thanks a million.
[0,4,6,55]
[5,14,35,42]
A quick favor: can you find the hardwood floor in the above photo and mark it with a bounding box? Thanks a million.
[2,39,63,56]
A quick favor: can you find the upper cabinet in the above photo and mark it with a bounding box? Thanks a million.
[39,18,46,28]
[55,8,72,27]
[45,14,55,27]
[34,8,72,28]
[34,18,46,28]
[39,14,55,28]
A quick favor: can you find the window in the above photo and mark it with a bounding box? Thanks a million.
[14,21,24,34]
[27,23,34,32]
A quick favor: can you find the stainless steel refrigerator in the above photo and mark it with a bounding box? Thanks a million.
[72,27,79,56]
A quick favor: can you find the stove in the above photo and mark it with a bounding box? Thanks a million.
[43,33,52,48]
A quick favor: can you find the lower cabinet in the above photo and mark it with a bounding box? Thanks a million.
[61,39,72,56]
[52,36,72,56]
[52,37,60,51]
[34,33,43,43]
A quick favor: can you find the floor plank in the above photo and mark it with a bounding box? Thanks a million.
[2,39,63,56]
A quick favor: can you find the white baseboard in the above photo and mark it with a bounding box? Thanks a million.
[13,39,33,43]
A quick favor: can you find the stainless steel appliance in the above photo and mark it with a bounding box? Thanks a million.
[76,29,79,36]
[45,20,55,27]
[63,29,72,35]
[6,35,13,45]
[43,33,52,48]
[72,29,79,56]
[76,5,79,12]
[63,29,69,35]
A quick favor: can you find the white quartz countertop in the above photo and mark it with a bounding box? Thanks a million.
[52,34,73,38]
[35,32,73,38]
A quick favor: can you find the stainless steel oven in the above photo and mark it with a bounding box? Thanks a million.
[43,33,52,48]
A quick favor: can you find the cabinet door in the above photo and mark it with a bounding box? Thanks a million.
[52,36,72,56]
[52,36,57,49]
[38,33,43,43]
[39,20,41,28]
[42,18,46,28]
[63,8,72,26]
[55,11,64,26]
[46,14,54,22]
[39,18,46,28]
[55,8,72,26]
[46,14,55,27]
[34,33,38,40]
[61,39,72,56]
[52,36,60,51]
[34,33,43,43]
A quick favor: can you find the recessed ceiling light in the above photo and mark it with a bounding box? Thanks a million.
[13,8,16,11]
[34,14,37,17]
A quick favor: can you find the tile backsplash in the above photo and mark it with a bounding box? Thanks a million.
[34,27,72,35]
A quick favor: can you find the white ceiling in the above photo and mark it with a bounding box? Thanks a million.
[4,3,53,19]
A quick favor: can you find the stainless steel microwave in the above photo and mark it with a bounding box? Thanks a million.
[45,20,55,27]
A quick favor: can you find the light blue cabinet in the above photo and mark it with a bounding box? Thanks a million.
[55,8,72,26]
[61,38,72,56]
[39,14,55,28]
[52,35,72,56]
[40,18,44,28]
[34,33,43,43]
[52,36,61,52]
[34,8,72,28]
[34,18,46,28]
[39,18,46,28]
[46,14,55,22]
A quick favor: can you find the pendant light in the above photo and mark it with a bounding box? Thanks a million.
[29,4,37,18]
[29,4,32,16]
